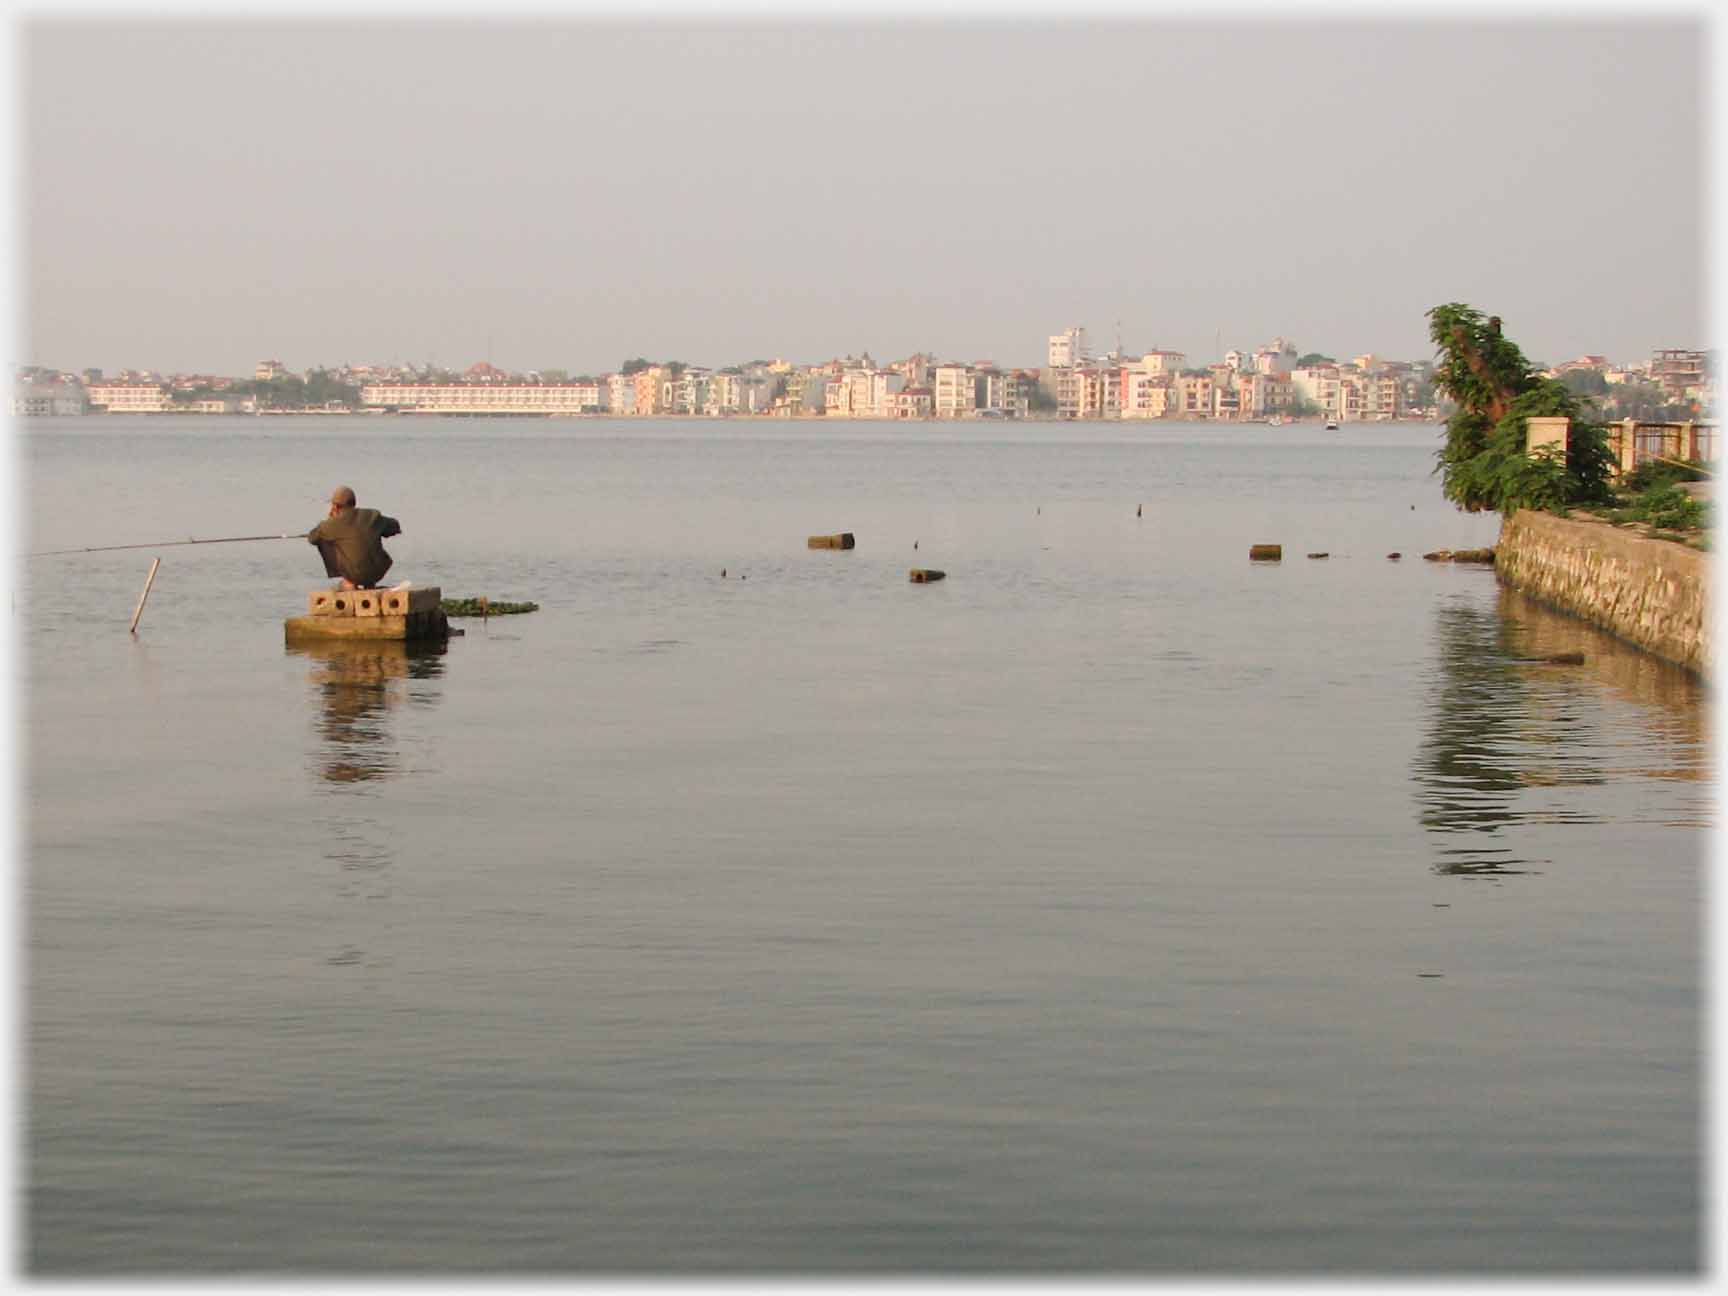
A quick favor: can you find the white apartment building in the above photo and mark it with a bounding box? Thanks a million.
[737,369,781,414]
[1075,368,1121,419]
[896,353,936,388]
[608,373,636,415]
[933,365,979,418]
[360,382,604,415]
[1291,366,1342,418]
[1048,327,1089,369]
[1053,367,1084,419]
[11,383,86,416]
[1366,374,1404,420]
[772,369,828,416]
[826,368,904,418]
[86,383,173,413]
[660,367,710,415]
[704,372,743,416]
[1119,369,1172,419]
[1233,371,1275,420]
[977,367,1026,418]
[191,395,251,414]
[894,387,933,419]
[870,370,906,416]
[1172,373,1214,418]
[1253,340,1297,376]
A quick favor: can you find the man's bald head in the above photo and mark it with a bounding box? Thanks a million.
[330,485,357,509]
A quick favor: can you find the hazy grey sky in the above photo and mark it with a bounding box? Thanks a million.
[20,15,1709,376]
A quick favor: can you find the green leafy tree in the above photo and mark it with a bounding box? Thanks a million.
[1599,379,1693,424]
[620,357,652,375]
[303,368,359,408]
[1296,353,1334,368]
[1556,369,1609,399]
[1428,303,1614,514]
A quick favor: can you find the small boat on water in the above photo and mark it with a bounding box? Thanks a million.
[1325,417,1340,430]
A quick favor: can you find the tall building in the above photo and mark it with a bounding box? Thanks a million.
[1048,327,1089,370]
[1650,349,1707,399]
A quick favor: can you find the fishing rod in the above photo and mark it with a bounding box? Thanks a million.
[27,532,309,558]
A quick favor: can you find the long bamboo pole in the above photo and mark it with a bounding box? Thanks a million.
[128,558,161,635]
[1651,455,1713,478]
[30,532,308,558]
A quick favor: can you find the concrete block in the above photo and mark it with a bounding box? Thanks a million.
[350,588,384,618]
[308,589,348,616]
[284,607,450,644]
[379,585,442,615]
[1526,416,1569,461]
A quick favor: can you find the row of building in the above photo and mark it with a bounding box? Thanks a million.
[13,334,1714,422]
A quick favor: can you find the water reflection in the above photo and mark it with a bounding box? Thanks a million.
[288,640,448,785]
[1414,588,1710,878]
[287,639,447,970]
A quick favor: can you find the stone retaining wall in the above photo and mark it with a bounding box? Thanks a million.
[1495,509,1709,677]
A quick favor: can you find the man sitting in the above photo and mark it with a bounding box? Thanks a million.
[308,485,401,589]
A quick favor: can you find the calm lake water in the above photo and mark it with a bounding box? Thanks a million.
[21,416,1709,1275]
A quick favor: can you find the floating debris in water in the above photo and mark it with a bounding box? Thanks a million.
[1423,548,1496,564]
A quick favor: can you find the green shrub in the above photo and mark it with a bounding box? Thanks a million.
[1621,458,1708,493]
[1427,303,1615,515]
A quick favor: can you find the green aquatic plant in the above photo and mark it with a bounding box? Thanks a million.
[440,597,540,616]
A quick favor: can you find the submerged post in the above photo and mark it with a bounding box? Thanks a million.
[129,557,161,634]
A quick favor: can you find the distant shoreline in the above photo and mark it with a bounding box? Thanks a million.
[56,410,1446,426]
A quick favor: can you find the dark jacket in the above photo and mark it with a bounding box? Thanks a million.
[308,507,401,588]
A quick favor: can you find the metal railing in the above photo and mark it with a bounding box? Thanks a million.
[1606,420,1717,475]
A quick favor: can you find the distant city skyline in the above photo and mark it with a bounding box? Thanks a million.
[21,325,1708,383]
[20,16,1709,377]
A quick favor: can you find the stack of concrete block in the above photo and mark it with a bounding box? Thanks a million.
[287,585,449,643]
